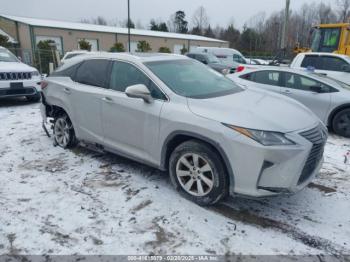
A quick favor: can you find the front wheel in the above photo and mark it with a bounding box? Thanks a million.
[169,140,229,206]
[53,115,77,148]
[332,108,350,138]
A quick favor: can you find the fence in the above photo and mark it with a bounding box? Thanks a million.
[7,47,59,75]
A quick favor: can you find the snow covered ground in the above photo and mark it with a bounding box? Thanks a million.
[0,99,349,256]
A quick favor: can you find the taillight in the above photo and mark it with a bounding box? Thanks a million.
[41,80,48,89]
[236,65,245,73]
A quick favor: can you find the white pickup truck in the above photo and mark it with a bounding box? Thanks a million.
[0,46,42,102]
[290,52,350,85]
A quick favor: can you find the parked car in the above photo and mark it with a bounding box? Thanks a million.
[0,46,42,102]
[291,52,350,84]
[194,47,247,66]
[41,53,326,205]
[230,65,350,137]
[61,50,90,62]
[186,52,235,74]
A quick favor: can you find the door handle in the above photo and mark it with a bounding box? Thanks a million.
[102,97,113,103]
[63,88,71,94]
[283,89,291,94]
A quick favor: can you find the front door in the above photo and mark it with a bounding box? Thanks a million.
[101,61,166,164]
[281,72,331,123]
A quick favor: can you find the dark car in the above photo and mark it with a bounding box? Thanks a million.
[186,52,235,74]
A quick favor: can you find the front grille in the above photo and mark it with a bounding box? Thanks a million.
[298,125,327,184]
[0,72,32,81]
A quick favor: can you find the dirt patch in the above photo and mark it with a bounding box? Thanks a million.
[18,158,68,173]
[211,204,349,256]
[308,183,337,194]
[130,200,153,214]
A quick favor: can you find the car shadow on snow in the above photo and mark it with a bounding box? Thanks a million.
[0,97,39,107]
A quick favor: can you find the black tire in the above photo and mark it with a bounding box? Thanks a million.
[26,93,41,103]
[53,114,78,148]
[169,140,229,206]
[332,108,350,138]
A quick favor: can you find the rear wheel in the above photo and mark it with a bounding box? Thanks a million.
[26,93,41,103]
[53,115,77,148]
[332,108,350,138]
[169,140,228,206]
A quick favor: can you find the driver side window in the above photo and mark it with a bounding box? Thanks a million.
[284,73,331,93]
[109,61,166,100]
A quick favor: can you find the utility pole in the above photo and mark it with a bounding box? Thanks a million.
[127,0,131,52]
[280,0,290,51]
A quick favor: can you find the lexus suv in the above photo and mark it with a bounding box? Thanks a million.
[40,53,327,205]
[0,46,42,102]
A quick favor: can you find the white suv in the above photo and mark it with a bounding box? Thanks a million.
[291,52,350,85]
[0,46,42,102]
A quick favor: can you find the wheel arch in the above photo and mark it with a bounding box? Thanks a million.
[327,103,350,128]
[160,131,234,191]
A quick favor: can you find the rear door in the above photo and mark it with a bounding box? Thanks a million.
[280,72,331,122]
[101,60,166,164]
[71,59,111,144]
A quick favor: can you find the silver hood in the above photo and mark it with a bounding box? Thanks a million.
[187,88,319,133]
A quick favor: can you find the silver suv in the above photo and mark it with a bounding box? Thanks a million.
[41,53,327,205]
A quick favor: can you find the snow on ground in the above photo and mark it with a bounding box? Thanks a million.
[0,99,349,256]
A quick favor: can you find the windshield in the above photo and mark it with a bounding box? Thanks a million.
[0,48,19,62]
[145,59,243,99]
[311,28,341,53]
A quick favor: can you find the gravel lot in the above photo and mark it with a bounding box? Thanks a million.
[0,99,349,256]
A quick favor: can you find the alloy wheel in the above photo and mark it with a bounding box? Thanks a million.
[54,118,71,148]
[175,153,214,197]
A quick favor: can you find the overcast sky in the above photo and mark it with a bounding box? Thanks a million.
[1,0,332,29]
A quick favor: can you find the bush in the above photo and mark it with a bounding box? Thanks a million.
[158,46,171,53]
[110,42,125,52]
[180,45,188,55]
[136,41,152,52]
[78,39,92,51]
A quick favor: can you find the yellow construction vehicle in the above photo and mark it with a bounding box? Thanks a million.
[294,23,350,55]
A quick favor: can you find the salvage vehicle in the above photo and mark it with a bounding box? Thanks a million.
[230,65,350,137]
[186,52,235,74]
[0,46,42,102]
[41,53,327,205]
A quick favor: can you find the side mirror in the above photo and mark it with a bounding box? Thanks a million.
[310,85,322,93]
[200,59,208,64]
[125,84,153,103]
[17,56,22,62]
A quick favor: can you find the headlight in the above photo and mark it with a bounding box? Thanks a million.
[221,68,230,75]
[223,124,295,146]
[31,70,40,76]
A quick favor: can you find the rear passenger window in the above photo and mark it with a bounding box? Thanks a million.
[109,61,166,100]
[75,59,110,88]
[301,56,321,69]
[251,71,281,86]
[51,63,81,78]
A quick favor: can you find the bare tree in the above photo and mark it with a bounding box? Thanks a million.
[337,0,350,22]
[192,6,209,34]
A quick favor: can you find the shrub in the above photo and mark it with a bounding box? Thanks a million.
[110,42,125,52]
[136,40,152,52]
[158,46,171,53]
